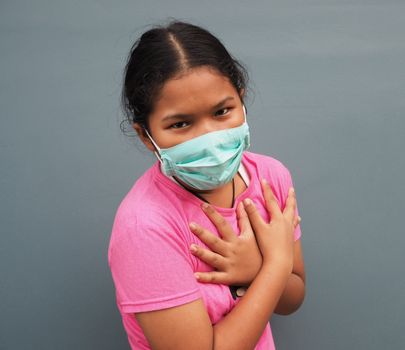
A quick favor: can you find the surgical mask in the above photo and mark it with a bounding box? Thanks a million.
[145,106,250,190]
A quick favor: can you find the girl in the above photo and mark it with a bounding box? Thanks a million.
[108,20,305,350]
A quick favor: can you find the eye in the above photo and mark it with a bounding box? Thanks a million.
[170,121,190,129]
[214,108,230,117]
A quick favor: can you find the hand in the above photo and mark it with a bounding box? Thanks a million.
[243,179,297,272]
[189,201,262,286]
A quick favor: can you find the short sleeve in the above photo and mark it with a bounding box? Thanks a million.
[108,213,201,314]
[277,164,302,241]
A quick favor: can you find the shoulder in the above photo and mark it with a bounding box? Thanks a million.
[109,163,181,248]
[108,194,188,270]
[243,150,293,181]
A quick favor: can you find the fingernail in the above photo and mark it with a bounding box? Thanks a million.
[189,222,197,230]
[298,216,302,222]
[261,178,267,185]
[194,273,200,280]
[201,202,209,210]
[289,187,295,194]
[243,198,252,206]
[190,244,197,253]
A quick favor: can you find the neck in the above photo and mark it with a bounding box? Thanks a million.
[173,175,238,208]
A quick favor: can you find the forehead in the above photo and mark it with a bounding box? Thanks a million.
[152,67,239,113]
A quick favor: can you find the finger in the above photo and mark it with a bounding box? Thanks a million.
[293,215,301,228]
[189,244,226,270]
[283,187,297,222]
[189,222,228,255]
[237,202,253,238]
[261,178,282,220]
[294,216,301,228]
[242,198,266,235]
[201,203,236,242]
[194,271,231,285]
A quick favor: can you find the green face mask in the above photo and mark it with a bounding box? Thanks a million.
[145,106,250,190]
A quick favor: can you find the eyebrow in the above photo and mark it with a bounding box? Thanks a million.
[161,96,235,122]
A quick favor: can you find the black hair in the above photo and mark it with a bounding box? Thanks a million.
[120,20,249,136]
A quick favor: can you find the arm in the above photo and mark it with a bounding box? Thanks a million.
[135,182,297,350]
[189,169,305,313]
[192,229,306,315]
[274,239,306,315]
[136,260,290,350]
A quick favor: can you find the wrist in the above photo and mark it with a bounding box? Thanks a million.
[260,259,292,278]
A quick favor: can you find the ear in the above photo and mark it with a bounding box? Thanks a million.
[239,88,245,99]
[132,123,156,153]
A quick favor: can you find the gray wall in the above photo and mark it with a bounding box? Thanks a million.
[1,1,404,349]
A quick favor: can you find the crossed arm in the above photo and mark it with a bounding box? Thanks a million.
[136,240,305,349]
[189,199,305,316]
[191,220,305,316]
[135,182,306,349]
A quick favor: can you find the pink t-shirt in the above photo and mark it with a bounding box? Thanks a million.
[108,151,302,349]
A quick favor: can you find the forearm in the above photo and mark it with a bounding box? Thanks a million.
[274,273,305,315]
[213,263,290,350]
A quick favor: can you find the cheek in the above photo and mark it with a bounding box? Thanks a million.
[151,129,187,149]
[146,120,174,149]
[229,113,245,129]
[234,118,245,128]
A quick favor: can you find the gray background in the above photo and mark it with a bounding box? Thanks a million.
[1,0,404,349]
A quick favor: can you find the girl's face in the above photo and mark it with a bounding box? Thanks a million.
[134,66,245,151]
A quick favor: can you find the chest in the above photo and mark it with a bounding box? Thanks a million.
[177,190,274,325]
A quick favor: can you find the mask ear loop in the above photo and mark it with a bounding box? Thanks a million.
[143,128,163,163]
[144,126,183,186]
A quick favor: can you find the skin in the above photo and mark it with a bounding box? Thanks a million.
[132,66,306,348]
[134,66,248,208]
